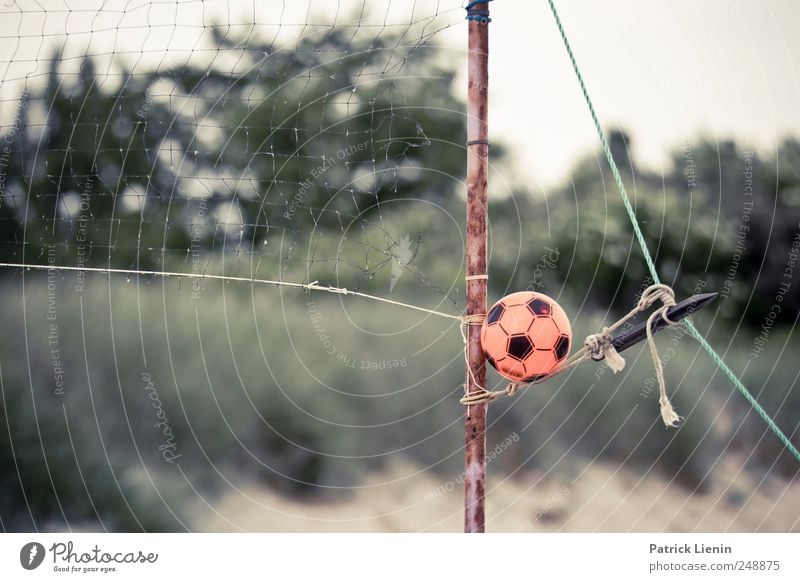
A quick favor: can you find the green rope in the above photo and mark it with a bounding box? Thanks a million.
[547,0,800,463]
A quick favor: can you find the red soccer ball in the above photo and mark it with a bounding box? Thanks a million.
[480,291,572,382]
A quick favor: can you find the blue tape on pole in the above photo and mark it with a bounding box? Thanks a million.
[465,0,493,23]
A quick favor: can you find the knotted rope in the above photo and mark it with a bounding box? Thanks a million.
[459,284,683,427]
[460,311,487,411]
[548,0,800,461]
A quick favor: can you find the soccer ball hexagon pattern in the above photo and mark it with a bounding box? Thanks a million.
[480,291,572,382]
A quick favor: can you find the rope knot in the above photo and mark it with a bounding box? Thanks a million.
[459,387,496,406]
[637,283,676,313]
[584,327,626,372]
[459,382,519,406]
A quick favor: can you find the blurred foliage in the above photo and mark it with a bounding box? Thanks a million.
[492,130,800,327]
[0,26,470,271]
[0,24,799,532]
[1,276,797,531]
[0,276,467,529]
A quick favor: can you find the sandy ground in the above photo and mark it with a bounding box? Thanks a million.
[194,456,799,533]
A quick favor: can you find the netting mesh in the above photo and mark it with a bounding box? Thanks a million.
[0,0,467,309]
[2,1,800,535]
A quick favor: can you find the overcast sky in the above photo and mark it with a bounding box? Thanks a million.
[1,0,798,190]
[483,0,800,190]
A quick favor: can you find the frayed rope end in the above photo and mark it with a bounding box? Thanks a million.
[604,346,626,373]
[659,397,682,428]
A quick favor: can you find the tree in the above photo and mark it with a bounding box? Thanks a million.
[0,26,475,274]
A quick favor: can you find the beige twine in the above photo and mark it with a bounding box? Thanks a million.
[461,273,490,413]
[459,283,683,427]
[461,312,487,413]
[2,262,680,425]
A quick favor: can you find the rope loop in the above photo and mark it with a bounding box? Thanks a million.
[461,313,486,326]
[459,382,517,406]
[638,283,676,313]
[460,388,496,406]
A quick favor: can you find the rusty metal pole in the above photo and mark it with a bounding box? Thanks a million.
[464,1,489,534]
